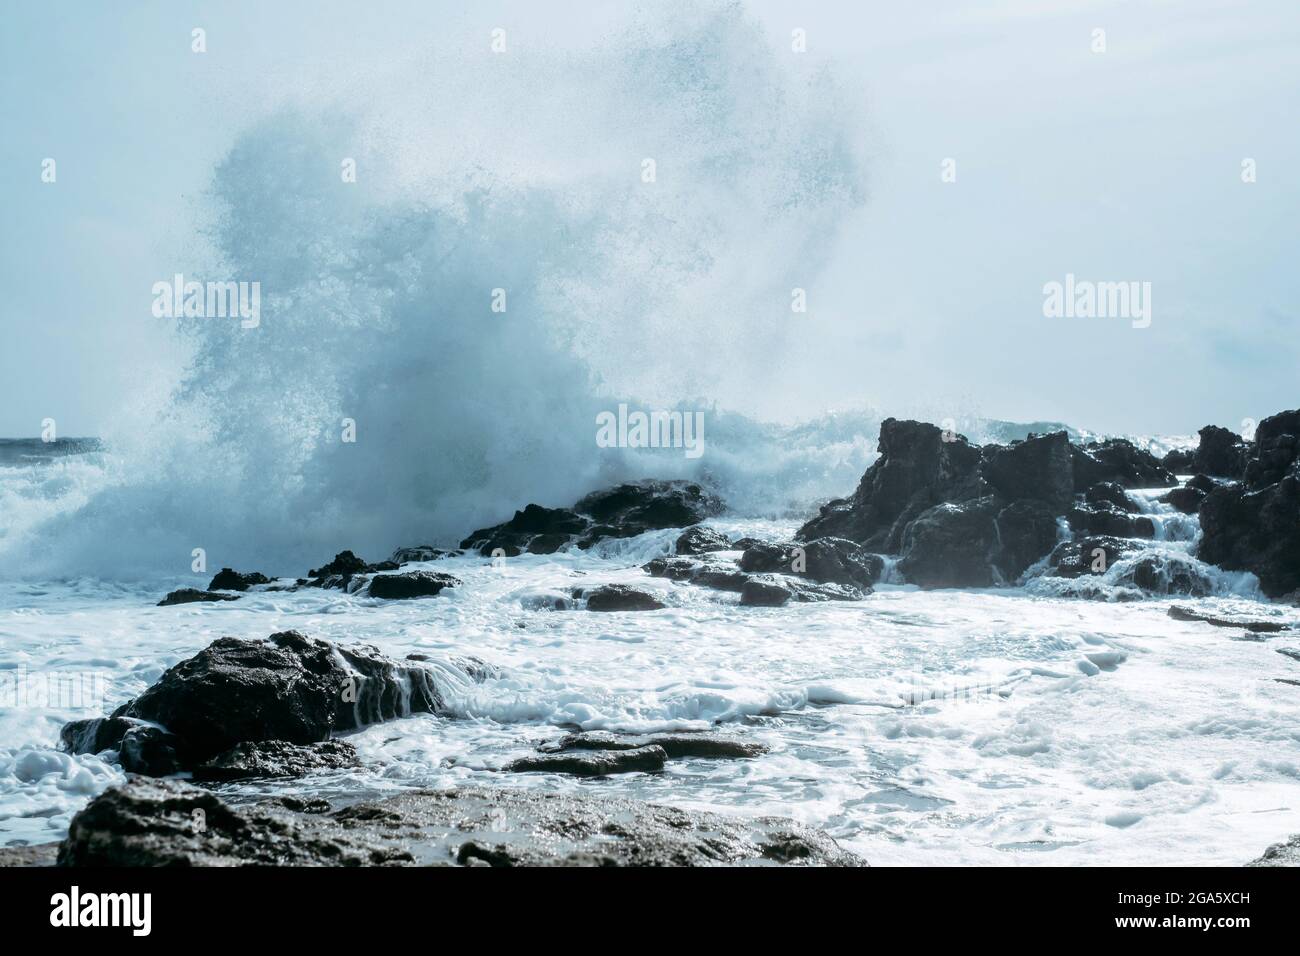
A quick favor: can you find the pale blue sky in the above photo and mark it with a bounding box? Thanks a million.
[2,0,1297,438]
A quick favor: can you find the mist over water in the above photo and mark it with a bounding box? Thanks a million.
[0,5,876,580]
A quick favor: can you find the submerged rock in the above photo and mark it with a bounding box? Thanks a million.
[157,589,240,607]
[505,745,667,777]
[580,584,666,612]
[366,570,460,599]
[539,731,767,760]
[1167,605,1289,633]
[58,777,865,867]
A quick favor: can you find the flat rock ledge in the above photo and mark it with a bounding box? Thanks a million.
[54,777,865,867]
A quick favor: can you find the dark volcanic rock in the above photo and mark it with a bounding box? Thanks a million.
[1067,503,1155,539]
[1198,477,1300,598]
[1167,605,1289,633]
[1245,409,1300,491]
[739,576,862,607]
[675,526,731,555]
[461,480,724,554]
[309,550,369,578]
[642,556,702,581]
[1086,481,1140,513]
[207,568,271,591]
[1161,485,1207,515]
[992,498,1061,580]
[1123,554,1212,597]
[582,584,666,612]
[574,480,725,545]
[1193,425,1249,478]
[193,739,361,782]
[58,777,865,867]
[982,432,1074,511]
[539,731,767,760]
[505,745,667,777]
[1047,536,1141,578]
[367,570,460,599]
[61,632,490,772]
[1071,439,1176,490]
[157,589,239,607]
[897,497,1000,588]
[390,546,455,564]
[304,551,397,589]
[741,537,881,590]
[1248,834,1300,867]
[60,717,188,774]
[460,504,589,555]
[797,418,984,551]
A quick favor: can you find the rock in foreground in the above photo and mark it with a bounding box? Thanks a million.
[58,777,865,867]
[61,631,496,774]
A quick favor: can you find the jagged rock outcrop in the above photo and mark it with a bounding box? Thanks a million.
[797,419,984,551]
[208,568,271,591]
[460,480,724,555]
[1070,439,1177,490]
[1198,409,1300,598]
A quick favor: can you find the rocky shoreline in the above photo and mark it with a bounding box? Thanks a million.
[21,408,1300,866]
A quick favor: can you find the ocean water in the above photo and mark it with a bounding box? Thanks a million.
[2,440,1298,863]
[2,4,1296,864]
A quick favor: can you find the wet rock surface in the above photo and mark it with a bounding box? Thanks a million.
[57,777,865,867]
[60,632,495,773]
[193,739,361,782]
[366,569,460,599]
[675,525,732,555]
[208,568,271,591]
[505,745,667,777]
[157,588,240,607]
[1167,605,1289,632]
[461,480,724,555]
[580,584,667,612]
[1247,834,1300,866]
[539,731,768,760]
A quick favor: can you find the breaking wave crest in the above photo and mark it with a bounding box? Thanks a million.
[0,4,872,579]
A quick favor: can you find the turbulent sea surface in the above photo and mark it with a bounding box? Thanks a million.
[2,438,1298,865]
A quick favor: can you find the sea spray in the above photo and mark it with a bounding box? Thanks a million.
[0,3,869,578]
